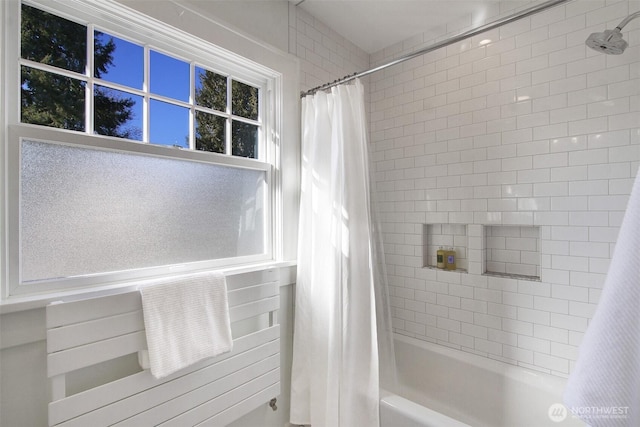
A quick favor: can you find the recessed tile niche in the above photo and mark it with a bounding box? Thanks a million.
[484,225,540,281]
[423,224,468,272]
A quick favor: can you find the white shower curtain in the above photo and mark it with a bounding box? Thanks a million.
[290,79,380,427]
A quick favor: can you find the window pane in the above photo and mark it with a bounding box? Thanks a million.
[94,86,142,140]
[232,121,258,158]
[95,31,143,89]
[21,4,87,74]
[149,100,189,148]
[150,51,189,102]
[196,111,226,153]
[232,80,259,120]
[195,67,226,112]
[20,140,267,282]
[21,66,85,131]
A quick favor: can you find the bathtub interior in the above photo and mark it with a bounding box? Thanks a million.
[380,392,472,427]
[388,335,585,427]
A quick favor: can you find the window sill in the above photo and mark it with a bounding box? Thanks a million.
[0,260,297,315]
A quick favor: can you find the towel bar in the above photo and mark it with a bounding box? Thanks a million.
[46,268,281,426]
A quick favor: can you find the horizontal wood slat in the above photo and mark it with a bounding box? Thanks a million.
[47,297,279,377]
[47,270,280,427]
[113,356,279,427]
[47,281,278,329]
[47,286,278,368]
[47,292,142,329]
[161,369,281,427]
[47,331,147,377]
[197,383,281,427]
[227,282,278,307]
[55,346,279,427]
[49,326,279,425]
[225,269,277,290]
[230,297,279,323]
[46,310,144,353]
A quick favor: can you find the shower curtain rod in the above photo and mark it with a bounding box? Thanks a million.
[301,0,572,97]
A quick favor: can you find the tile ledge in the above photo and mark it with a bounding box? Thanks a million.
[423,266,468,274]
[483,271,541,282]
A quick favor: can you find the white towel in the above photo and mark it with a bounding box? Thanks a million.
[139,271,233,379]
[564,169,640,427]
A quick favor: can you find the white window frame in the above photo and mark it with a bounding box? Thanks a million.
[18,1,266,157]
[2,0,286,299]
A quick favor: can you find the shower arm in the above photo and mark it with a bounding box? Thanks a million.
[614,10,640,32]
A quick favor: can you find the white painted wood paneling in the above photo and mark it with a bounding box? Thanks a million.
[46,269,280,426]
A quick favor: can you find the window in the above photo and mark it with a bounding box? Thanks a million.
[20,3,262,159]
[3,0,288,298]
[19,137,268,283]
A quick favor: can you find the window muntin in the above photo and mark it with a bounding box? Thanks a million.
[19,3,264,160]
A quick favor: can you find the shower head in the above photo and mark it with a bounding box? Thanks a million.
[586,10,640,55]
[585,29,628,55]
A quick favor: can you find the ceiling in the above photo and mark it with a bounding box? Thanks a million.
[294,0,530,54]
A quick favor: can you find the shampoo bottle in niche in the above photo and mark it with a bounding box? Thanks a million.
[446,247,456,271]
[437,246,445,269]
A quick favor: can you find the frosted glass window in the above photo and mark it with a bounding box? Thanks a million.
[20,140,266,282]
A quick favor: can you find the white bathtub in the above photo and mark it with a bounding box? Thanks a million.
[380,334,586,427]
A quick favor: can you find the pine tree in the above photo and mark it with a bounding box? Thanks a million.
[231,80,259,158]
[20,4,136,138]
[195,71,227,154]
[195,72,259,158]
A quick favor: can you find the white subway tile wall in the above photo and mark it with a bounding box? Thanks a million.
[289,4,369,93]
[369,0,640,377]
[291,0,639,378]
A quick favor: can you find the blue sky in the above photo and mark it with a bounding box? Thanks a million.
[96,32,193,148]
